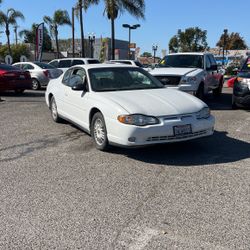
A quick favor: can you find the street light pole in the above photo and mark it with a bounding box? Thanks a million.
[72,7,75,58]
[122,24,140,59]
[222,29,228,66]
[152,44,158,63]
[88,33,95,58]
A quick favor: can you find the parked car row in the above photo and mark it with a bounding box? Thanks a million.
[1,53,250,111]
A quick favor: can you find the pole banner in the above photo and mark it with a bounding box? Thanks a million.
[35,23,44,61]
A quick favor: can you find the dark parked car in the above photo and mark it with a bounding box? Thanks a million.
[0,63,32,93]
[232,57,250,109]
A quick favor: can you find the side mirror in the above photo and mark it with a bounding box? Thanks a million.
[71,75,87,91]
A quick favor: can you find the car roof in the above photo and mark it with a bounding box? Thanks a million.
[167,52,211,56]
[50,58,99,61]
[69,63,138,70]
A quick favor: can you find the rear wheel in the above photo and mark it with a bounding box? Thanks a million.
[91,112,109,151]
[50,96,61,122]
[32,78,40,90]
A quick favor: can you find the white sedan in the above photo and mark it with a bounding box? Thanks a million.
[45,64,215,151]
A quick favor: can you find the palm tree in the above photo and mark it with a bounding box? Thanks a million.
[84,0,145,59]
[43,10,71,58]
[74,0,87,57]
[0,8,24,55]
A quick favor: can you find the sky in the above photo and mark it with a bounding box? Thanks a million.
[1,0,250,57]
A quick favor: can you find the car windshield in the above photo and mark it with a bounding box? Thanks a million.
[158,54,204,69]
[88,67,164,92]
[34,62,55,69]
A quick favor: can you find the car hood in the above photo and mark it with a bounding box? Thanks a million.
[100,88,205,116]
[149,67,200,76]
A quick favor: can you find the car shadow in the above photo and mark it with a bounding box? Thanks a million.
[108,131,250,167]
[0,90,45,98]
[204,92,233,111]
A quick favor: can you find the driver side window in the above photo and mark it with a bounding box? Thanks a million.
[68,68,86,87]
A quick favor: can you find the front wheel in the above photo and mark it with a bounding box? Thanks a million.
[213,81,223,97]
[50,96,61,122]
[195,83,205,100]
[91,112,109,151]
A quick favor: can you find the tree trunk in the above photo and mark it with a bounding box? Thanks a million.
[111,18,115,60]
[6,25,11,55]
[55,27,59,59]
[79,0,85,57]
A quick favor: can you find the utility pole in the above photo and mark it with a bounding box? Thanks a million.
[72,7,75,58]
[222,29,228,66]
[14,25,18,45]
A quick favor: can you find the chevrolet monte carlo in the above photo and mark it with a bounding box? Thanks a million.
[45,64,215,151]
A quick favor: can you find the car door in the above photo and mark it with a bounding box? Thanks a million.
[62,67,90,129]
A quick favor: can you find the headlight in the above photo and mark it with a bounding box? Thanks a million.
[180,76,197,84]
[196,107,210,119]
[117,114,159,126]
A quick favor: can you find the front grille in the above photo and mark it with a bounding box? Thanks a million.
[146,130,207,142]
[155,75,181,86]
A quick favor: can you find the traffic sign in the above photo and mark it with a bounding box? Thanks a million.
[5,55,13,65]
[20,55,27,62]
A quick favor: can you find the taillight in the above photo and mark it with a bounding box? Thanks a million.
[43,70,49,78]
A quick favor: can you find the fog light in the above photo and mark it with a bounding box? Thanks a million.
[128,137,136,142]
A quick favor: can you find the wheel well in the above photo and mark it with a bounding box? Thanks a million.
[32,78,39,83]
[48,94,53,108]
[89,108,101,129]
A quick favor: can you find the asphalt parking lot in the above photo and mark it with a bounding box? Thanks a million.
[0,88,250,249]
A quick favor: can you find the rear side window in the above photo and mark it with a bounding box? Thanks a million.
[58,60,72,68]
[87,60,100,64]
[50,61,59,67]
[71,60,85,66]
[34,62,55,69]
[13,64,22,69]
[22,64,34,70]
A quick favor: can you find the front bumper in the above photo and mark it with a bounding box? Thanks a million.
[233,84,250,107]
[106,115,215,147]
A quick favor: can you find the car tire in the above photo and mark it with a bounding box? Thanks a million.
[195,83,205,100]
[50,96,61,122]
[213,80,223,97]
[32,78,40,90]
[91,112,109,151]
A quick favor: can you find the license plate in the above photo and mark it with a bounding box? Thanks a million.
[20,75,25,79]
[173,124,192,136]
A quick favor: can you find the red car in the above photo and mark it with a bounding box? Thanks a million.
[0,63,32,93]
[227,77,236,88]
